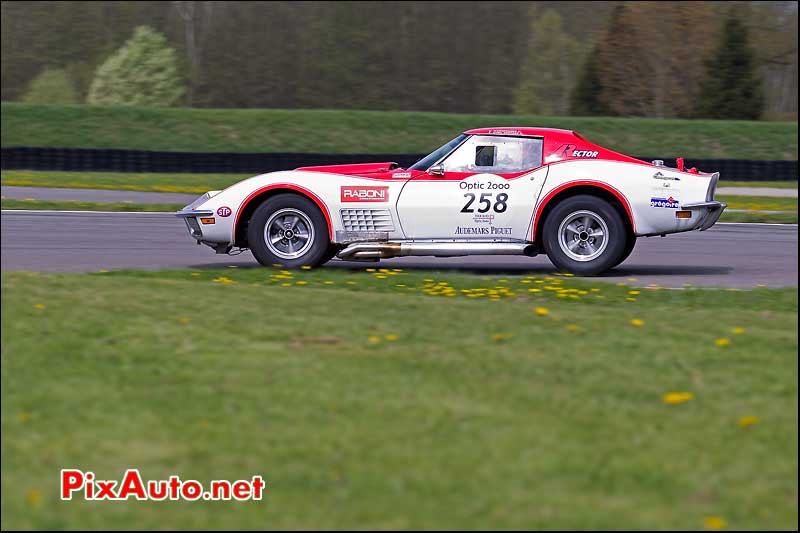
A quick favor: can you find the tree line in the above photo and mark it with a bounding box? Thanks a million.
[1,1,797,119]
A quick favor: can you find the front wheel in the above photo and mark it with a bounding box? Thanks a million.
[541,195,627,276]
[247,193,331,268]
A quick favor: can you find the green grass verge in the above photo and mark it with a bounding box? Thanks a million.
[717,195,798,212]
[2,103,797,159]
[2,268,797,530]
[721,181,798,189]
[719,211,798,223]
[0,198,184,212]
[1,170,240,194]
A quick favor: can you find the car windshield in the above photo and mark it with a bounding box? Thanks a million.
[408,134,468,171]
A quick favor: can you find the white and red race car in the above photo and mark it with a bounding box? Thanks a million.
[176,127,726,275]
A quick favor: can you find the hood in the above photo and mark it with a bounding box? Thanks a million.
[295,161,401,176]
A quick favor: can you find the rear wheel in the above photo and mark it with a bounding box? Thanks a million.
[612,234,637,269]
[247,194,330,268]
[542,195,627,276]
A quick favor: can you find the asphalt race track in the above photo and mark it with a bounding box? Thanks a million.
[1,210,797,288]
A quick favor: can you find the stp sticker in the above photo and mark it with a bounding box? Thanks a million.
[216,206,232,217]
[340,186,389,202]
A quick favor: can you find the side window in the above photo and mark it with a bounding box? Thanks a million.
[443,135,543,173]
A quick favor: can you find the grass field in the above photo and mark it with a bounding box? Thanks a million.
[722,181,800,189]
[1,268,797,530]
[717,195,798,212]
[0,198,184,212]
[2,103,797,159]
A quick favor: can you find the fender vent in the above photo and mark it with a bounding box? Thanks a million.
[340,209,394,232]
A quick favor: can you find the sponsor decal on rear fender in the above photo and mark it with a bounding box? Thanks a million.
[341,186,389,203]
[650,196,680,208]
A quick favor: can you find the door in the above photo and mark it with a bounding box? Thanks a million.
[396,135,548,240]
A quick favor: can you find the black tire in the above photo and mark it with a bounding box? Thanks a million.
[247,193,331,268]
[541,194,627,276]
[611,234,637,269]
[320,243,340,264]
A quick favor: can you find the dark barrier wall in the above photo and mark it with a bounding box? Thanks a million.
[1,147,797,181]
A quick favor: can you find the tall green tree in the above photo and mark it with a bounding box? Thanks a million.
[87,26,185,106]
[569,45,611,116]
[695,14,764,119]
[513,8,581,116]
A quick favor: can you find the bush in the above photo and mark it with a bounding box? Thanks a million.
[87,26,185,107]
[22,68,79,104]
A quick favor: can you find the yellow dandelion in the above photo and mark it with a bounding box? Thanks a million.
[33,303,45,310]
[198,420,210,429]
[628,290,640,295]
[323,280,334,285]
[178,317,190,326]
[662,391,693,405]
[301,265,312,270]
[375,274,387,279]
[295,280,308,285]
[491,333,512,342]
[18,412,31,423]
[385,334,399,342]
[368,335,381,344]
[714,337,731,347]
[738,415,759,428]
[281,283,292,287]
[534,307,550,316]
[732,327,745,335]
[626,297,637,302]
[630,318,644,327]
[25,489,42,506]
[703,516,726,530]
[565,324,581,332]
[190,272,201,277]
[366,268,376,272]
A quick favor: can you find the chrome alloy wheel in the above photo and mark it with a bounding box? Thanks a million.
[264,208,315,260]
[557,209,609,262]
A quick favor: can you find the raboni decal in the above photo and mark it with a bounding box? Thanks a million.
[341,186,389,202]
[650,196,680,208]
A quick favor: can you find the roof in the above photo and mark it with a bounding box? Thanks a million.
[464,127,580,139]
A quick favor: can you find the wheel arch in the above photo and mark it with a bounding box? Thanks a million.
[233,184,333,247]
[532,181,635,242]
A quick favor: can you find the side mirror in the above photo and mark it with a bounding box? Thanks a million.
[428,164,445,176]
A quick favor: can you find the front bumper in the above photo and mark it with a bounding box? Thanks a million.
[175,208,214,240]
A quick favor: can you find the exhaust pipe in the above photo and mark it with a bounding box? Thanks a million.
[337,242,535,260]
